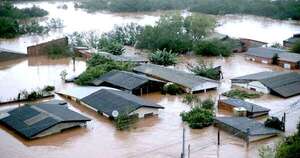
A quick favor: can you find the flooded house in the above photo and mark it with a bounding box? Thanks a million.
[283,33,300,47]
[90,70,165,95]
[218,98,270,118]
[27,37,68,56]
[231,71,300,98]
[245,47,300,69]
[133,64,219,93]
[0,48,27,62]
[214,117,281,142]
[0,100,91,139]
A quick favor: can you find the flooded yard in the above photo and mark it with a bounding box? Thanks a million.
[1,1,300,158]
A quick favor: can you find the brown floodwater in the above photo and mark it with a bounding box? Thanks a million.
[0,53,300,158]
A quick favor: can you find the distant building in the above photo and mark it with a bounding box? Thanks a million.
[90,70,165,95]
[283,33,300,47]
[245,47,300,69]
[218,98,270,118]
[133,64,219,93]
[214,117,280,142]
[0,100,90,139]
[231,71,300,98]
[27,37,68,56]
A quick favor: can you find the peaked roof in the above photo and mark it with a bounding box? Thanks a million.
[90,70,164,90]
[215,117,280,136]
[220,98,270,113]
[80,89,164,117]
[133,64,219,92]
[246,47,300,63]
[0,100,90,139]
[231,71,300,98]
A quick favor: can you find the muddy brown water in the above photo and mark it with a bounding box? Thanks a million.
[0,53,300,158]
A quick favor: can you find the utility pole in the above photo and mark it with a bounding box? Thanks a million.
[217,129,220,146]
[181,127,186,158]
[188,144,190,158]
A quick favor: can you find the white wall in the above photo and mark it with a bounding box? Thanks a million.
[130,107,160,118]
[232,81,269,94]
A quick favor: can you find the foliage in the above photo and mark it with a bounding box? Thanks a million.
[180,106,214,129]
[115,113,138,130]
[193,39,233,57]
[222,89,261,100]
[162,83,184,95]
[45,43,72,59]
[0,2,48,19]
[291,40,300,54]
[19,20,49,35]
[75,54,134,85]
[270,43,284,49]
[149,49,177,66]
[272,53,279,65]
[98,36,125,55]
[258,145,275,158]
[46,18,64,29]
[0,17,19,38]
[264,117,284,131]
[42,85,55,92]
[17,85,54,101]
[182,93,200,105]
[201,98,215,110]
[189,60,221,80]
[60,70,68,80]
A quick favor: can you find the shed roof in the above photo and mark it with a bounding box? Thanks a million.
[81,89,164,117]
[133,64,219,92]
[215,117,280,136]
[231,71,287,83]
[220,98,270,113]
[245,47,300,63]
[0,100,90,139]
[90,70,164,90]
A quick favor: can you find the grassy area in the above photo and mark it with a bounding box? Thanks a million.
[222,89,261,100]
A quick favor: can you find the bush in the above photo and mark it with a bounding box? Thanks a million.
[98,36,125,55]
[45,43,72,59]
[0,17,19,38]
[190,61,221,80]
[201,98,214,110]
[149,49,177,66]
[0,2,48,19]
[115,113,138,130]
[264,117,284,131]
[222,89,261,100]
[272,53,279,65]
[193,39,232,57]
[162,83,184,95]
[42,85,55,92]
[180,106,214,129]
[182,94,200,105]
[291,40,300,54]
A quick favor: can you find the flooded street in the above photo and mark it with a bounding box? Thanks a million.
[1,1,300,158]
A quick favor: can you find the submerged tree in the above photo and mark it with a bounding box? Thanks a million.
[272,53,279,65]
[149,49,177,66]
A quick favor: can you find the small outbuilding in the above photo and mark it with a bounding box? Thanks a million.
[214,117,280,142]
[0,100,91,139]
[218,98,270,118]
[90,70,165,95]
[80,89,164,118]
[133,64,219,93]
[245,47,300,69]
[231,71,300,98]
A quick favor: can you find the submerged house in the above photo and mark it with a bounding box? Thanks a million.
[214,117,280,142]
[218,98,270,118]
[80,89,164,118]
[0,100,90,139]
[245,47,300,69]
[283,33,300,47]
[231,71,300,98]
[90,70,165,95]
[133,64,219,93]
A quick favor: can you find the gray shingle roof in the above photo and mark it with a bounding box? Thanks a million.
[80,89,164,117]
[231,71,287,83]
[133,64,219,92]
[97,52,149,63]
[215,117,280,136]
[0,100,90,139]
[91,70,164,90]
[246,47,300,63]
[220,98,270,113]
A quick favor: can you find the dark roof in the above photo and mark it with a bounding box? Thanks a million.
[220,98,270,113]
[133,64,219,92]
[260,72,300,98]
[0,100,90,139]
[90,70,164,90]
[231,71,287,83]
[284,34,300,44]
[245,47,300,63]
[80,89,164,117]
[215,117,280,136]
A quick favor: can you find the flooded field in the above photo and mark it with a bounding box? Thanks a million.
[1,1,300,158]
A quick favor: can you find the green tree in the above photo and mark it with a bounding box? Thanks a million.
[193,39,232,57]
[272,53,279,65]
[180,105,214,129]
[149,49,177,66]
[291,40,300,54]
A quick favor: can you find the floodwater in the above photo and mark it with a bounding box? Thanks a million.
[1,1,300,158]
[1,1,300,53]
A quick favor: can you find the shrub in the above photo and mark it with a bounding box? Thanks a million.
[190,61,220,80]
[182,94,200,105]
[222,89,261,100]
[201,98,214,110]
[264,117,284,131]
[42,85,55,92]
[0,17,19,38]
[272,53,279,65]
[193,39,232,57]
[149,49,177,66]
[46,18,64,29]
[180,106,214,129]
[162,83,184,95]
[115,113,138,130]
[45,43,72,59]
[98,36,125,55]
[291,40,300,54]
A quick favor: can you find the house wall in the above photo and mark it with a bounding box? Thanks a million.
[248,81,270,94]
[246,55,299,69]
[27,37,68,56]
[218,101,235,112]
[33,122,86,139]
[130,107,159,118]
[278,60,299,69]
